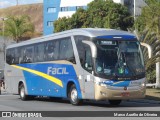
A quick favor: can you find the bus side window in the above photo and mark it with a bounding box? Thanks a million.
[74,35,92,71]
[18,47,23,64]
[14,48,20,64]
[6,49,13,65]
[19,47,25,64]
[22,47,34,63]
[53,40,59,60]
[59,38,75,64]
[74,36,93,72]
[34,44,44,62]
[44,41,56,61]
[84,45,93,72]
[6,49,10,64]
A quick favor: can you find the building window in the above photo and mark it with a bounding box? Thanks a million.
[76,6,83,10]
[47,7,56,13]
[61,7,69,11]
[47,21,53,27]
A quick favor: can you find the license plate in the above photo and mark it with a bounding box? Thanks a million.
[121,92,130,96]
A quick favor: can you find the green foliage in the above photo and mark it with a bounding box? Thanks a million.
[54,17,70,32]
[54,0,133,32]
[135,0,160,38]
[4,15,35,42]
[146,65,156,83]
[135,0,160,82]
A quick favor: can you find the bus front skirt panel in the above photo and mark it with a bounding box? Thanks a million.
[94,84,146,100]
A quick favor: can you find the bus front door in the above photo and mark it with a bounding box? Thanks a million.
[83,45,95,99]
[84,73,95,99]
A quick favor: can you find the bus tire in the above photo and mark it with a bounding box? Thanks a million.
[69,84,82,105]
[108,100,121,105]
[19,84,28,101]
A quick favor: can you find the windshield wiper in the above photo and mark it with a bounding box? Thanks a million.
[122,52,137,77]
[114,49,125,77]
[115,49,137,79]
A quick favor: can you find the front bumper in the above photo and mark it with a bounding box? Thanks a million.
[95,84,146,100]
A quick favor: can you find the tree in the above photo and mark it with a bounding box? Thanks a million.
[70,8,89,28]
[135,0,160,85]
[136,0,160,39]
[54,0,133,32]
[87,0,133,29]
[54,8,90,32]
[4,15,35,42]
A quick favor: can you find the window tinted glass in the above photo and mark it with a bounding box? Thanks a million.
[6,49,11,64]
[84,44,93,72]
[74,36,92,71]
[53,40,59,60]
[6,49,15,65]
[14,48,21,64]
[6,37,75,64]
[22,46,34,63]
[19,47,25,64]
[59,38,75,63]
[35,43,44,62]
[44,40,60,61]
[74,36,89,66]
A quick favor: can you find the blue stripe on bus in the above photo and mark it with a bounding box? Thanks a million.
[96,35,136,40]
[103,80,130,87]
[17,63,82,98]
[111,81,130,87]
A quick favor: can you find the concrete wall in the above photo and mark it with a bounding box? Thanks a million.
[0,37,15,70]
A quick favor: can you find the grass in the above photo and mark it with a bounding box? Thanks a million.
[145,88,160,101]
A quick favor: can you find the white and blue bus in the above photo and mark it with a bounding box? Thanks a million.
[5,28,146,105]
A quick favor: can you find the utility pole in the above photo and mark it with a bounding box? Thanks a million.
[134,0,136,20]
[0,17,8,61]
[16,0,18,6]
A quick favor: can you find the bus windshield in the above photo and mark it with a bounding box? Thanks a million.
[94,40,145,80]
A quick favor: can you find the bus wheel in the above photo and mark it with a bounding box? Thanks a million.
[108,100,121,105]
[69,84,82,105]
[19,84,28,101]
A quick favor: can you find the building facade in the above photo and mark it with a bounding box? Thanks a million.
[43,0,146,35]
[43,0,95,35]
[124,0,147,19]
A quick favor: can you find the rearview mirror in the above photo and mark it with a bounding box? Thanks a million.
[82,40,97,58]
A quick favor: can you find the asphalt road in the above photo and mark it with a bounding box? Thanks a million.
[0,94,160,120]
[0,94,160,111]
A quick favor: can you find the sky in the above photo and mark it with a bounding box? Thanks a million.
[0,0,43,9]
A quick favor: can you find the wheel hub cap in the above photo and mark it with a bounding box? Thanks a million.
[71,89,77,102]
[20,87,25,98]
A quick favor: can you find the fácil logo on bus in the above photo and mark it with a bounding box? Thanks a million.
[47,67,69,75]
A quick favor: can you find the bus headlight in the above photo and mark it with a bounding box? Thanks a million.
[99,82,107,87]
[141,82,145,87]
[98,82,107,87]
